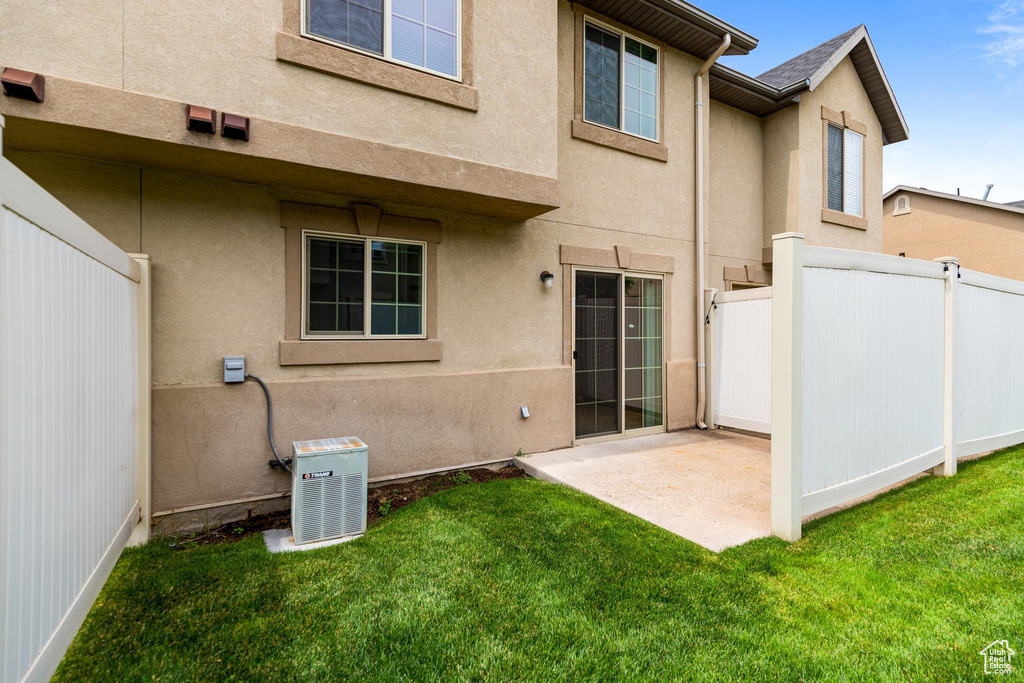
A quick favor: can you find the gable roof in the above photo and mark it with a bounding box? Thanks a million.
[884,186,1024,218]
[710,25,909,145]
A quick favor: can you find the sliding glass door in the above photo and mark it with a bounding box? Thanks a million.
[574,270,664,440]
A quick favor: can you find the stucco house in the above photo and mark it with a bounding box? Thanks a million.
[884,186,1024,280]
[0,0,907,532]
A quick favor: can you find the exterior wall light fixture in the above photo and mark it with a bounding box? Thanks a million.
[540,271,555,289]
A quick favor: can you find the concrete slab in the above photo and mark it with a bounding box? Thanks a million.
[263,528,360,553]
[514,430,771,552]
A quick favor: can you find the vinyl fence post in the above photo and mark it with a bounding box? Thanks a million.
[771,233,804,541]
[934,256,958,477]
[704,288,718,430]
[127,254,152,546]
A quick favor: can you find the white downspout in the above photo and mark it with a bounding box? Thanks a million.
[694,34,731,429]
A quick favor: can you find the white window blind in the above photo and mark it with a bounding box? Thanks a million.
[843,129,863,217]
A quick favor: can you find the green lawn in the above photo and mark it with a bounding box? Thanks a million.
[58,448,1024,681]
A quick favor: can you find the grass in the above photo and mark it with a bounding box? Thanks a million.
[57,448,1024,681]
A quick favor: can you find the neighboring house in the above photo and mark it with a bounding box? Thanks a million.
[0,1,907,532]
[884,186,1024,280]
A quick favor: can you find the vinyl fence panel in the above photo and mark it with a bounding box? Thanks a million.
[712,289,771,434]
[0,156,144,683]
[956,269,1024,457]
[800,259,945,515]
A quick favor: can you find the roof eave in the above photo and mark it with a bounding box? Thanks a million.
[643,0,758,54]
[884,186,1024,218]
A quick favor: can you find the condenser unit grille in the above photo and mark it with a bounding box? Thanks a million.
[343,474,364,535]
[295,473,365,545]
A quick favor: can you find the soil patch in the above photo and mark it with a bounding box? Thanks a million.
[167,464,525,549]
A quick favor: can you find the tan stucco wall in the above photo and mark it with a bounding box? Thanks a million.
[760,56,884,260]
[708,101,763,292]
[761,105,800,251]
[0,0,558,179]
[8,142,698,521]
[883,193,1024,280]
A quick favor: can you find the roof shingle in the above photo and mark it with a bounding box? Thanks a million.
[756,25,863,88]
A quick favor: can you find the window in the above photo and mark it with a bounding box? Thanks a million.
[894,194,911,216]
[304,233,425,338]
[584,22,658,141]
[305,0,460,79]
[826,123,864,217]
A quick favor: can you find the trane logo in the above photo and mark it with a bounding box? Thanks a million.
[302,470,334,480]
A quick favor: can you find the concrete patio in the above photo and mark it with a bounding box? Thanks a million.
[513,430,771,551]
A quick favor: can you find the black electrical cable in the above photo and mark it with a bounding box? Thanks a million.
[245,373,291,473]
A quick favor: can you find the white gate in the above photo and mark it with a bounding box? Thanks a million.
[706,287,772,434]
[0,125,151,683]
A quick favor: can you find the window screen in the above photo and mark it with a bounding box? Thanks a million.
[584,24,621,129]
[624,38,657,140]
[827,124,844,212]
[370,241,423,335]
[308,0,384,55]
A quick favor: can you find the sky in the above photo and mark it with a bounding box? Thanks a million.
[710,0,1024,204]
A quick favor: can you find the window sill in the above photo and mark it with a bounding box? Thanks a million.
[279,338,443,365]
[570,119,668,162]
[821,208,868,230]
[275,31,478,112]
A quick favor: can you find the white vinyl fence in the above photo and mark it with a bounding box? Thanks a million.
[798,249,945,516]
[0,128,151,683]
[708,232,1024,541]
[956,269,1024,457]
[706,287,771,434]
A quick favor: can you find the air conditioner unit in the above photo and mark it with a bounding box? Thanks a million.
[291,437,367,545]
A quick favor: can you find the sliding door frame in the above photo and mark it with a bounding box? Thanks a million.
[571,265,666,445]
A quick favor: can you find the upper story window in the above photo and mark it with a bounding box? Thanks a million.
[826,123,864,217]
[304,233,426,338]
[306,0,461,80]
[584,22,659,141]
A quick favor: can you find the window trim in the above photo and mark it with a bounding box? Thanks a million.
[300,0,463,83]
[582,18,661,144]
[301,230,428,341]
[821,107,867,228]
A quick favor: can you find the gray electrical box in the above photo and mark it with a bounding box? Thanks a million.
[223,356,245,383]
[291,437,368,545]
